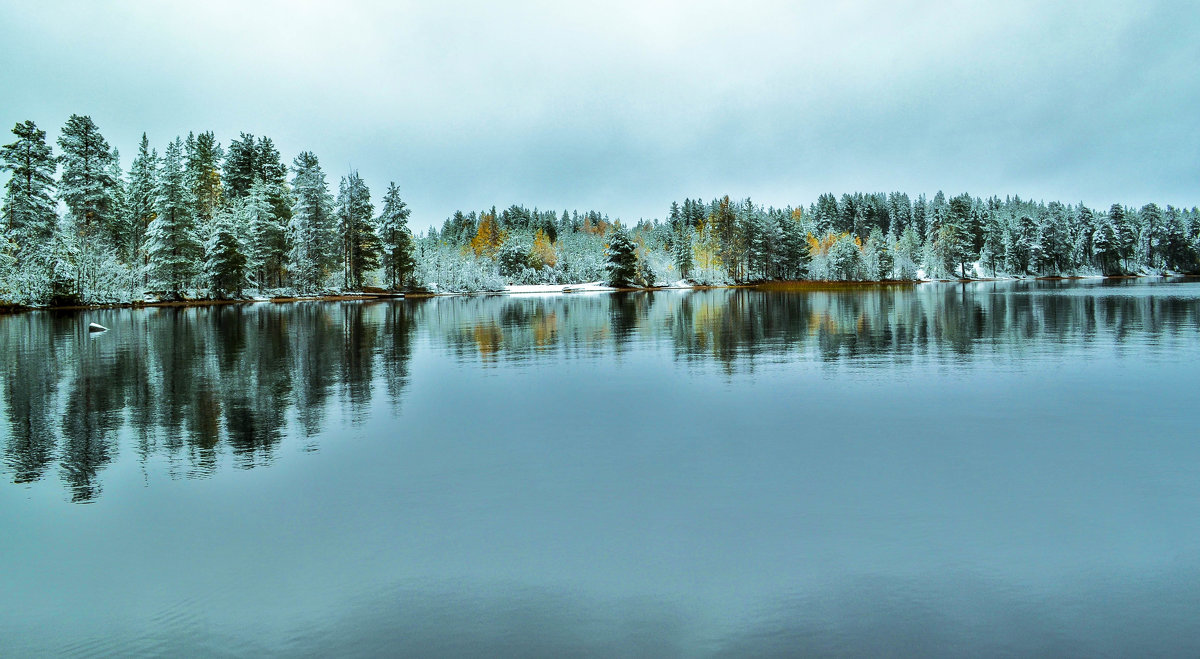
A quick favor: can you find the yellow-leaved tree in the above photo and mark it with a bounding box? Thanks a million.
[470,211,505,258]
[531,228,557,267]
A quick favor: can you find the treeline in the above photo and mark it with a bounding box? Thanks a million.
[421,192,1200,291]
[4,114,1200,305]
[1,115,417,305]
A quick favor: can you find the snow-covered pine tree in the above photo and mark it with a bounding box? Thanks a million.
[127,133,159,283]
[673,225,694,281]
[288,151,336,292]
[1092,219,1122,275]
[205,205,248,299]
[1,120,61,304]
[377,182,415,290]
[185,131,224,243]
[146,137,202,297]
[106,148,132,264]
[244,179,288,289]
[1109,204,1135,272]
[1,120,58,247]
[336,170,379,290]
[223,133,258,200]
[57,114,121,295]
[605,227,638,287]
[777,209,810,280]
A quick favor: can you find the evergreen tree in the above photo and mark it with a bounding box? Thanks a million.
[1138,203,1164,268]
[185,130,224,239]
[204,205,248,298]
[57,114,119,249]
[377,182,415,289]
[223,132,258,200]
[146,137,202,296]
[288,151,337,292]
[1109,204,1135,271]
[1,120,58,246]
[244,179,288,288]
[864,226,892,280]
[106,149,131,262]
[777,209,810,279]
[668,201,682,232]
[127,133,159,281]
[1092,219,1122,275]
[673,226,694,280]
[605,227,638,287]
[828,233,862,280]
[336,170,379,290]
[1160,208,1195,272]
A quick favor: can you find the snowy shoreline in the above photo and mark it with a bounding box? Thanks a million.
[2,274,1194,313]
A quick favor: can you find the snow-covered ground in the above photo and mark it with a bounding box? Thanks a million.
[503,280,696,296]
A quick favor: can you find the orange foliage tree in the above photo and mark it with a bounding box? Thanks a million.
[531,228,557,267]
[470,211,505,258]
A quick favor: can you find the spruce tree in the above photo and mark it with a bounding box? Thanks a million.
[1,120,58,246]
[244,179,287,288]
[146,137,201,296]
[1092,220,1121,275]
[673,226,694,280]
[57,114,119,250]
[336,170,379,290]
[605,227,638,287]
[204,205,248,298]
[377,182,415,289]
[106,149,131,263]
[127,133,159,281]
[288,151,336,292]
[777,210,810,279]
[223,132,258,200]
[185,130,224,240]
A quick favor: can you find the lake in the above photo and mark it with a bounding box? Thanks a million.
[2,279,1199,657]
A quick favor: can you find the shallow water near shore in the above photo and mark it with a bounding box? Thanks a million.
[2,278,1199,656]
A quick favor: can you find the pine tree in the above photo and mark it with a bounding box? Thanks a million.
[1092,220,1121,275]
[127,133,159,282]
[57,114,119,252]
[223,133,258,200]
[185,130,224,240]
[828,233,862,280]
[1,120,58,246]
[777,208,810,279]
[146,137,201,296]
[288,151,336,292]
[204,205,248,298]
[605,227,638,287]
[243,179,288,288]
[673,226,694,280]
[106,149,131,263]
[336,170,379,290]
[1109,204,1135,272]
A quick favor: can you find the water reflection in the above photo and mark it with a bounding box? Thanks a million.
[435,279,1200,370]
[2,302,420,501]
[2,279,1198,502]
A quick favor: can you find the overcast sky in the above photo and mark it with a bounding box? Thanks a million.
[2,1,1197,229]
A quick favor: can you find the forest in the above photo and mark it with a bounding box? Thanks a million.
[3,114,1199,306]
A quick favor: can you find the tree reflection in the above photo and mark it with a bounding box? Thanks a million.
[0,301,420,501]
[1,280,1197,502]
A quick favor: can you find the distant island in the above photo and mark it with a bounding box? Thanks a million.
[3,115,1198,309]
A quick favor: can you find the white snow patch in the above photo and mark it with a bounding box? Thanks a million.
[504,281,616,296]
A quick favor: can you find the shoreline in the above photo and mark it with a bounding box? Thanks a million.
[1,273,1195,314]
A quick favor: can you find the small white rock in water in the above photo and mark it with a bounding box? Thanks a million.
[88,323,108,332]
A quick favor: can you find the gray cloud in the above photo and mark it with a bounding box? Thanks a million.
[1,1,1196,229]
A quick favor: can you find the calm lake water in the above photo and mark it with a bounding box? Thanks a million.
[2,279,1199,657]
